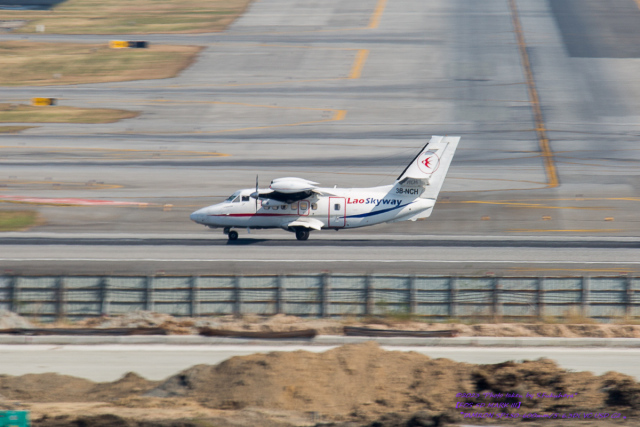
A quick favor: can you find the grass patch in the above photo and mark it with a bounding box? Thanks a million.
[0,126,35,133]
[0,41,202,86]
[0,104,138,124]
[0,210,40,231]
[3,0,252,34]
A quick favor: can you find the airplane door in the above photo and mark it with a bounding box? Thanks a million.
[328,197,346,227]
[298,200,310,216]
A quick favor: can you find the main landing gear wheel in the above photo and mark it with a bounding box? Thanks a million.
[228,230,239,241]
[295,228,310,241]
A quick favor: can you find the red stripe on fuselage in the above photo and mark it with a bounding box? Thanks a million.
[209,213,296,217]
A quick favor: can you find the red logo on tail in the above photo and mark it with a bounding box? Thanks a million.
[416,151,440,174]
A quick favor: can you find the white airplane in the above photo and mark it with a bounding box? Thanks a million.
[190,135,460,241]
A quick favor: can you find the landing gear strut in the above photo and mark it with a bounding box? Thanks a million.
[295,228,310,241]
[223,227,238,241]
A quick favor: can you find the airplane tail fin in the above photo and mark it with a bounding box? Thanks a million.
[395,135,460,200]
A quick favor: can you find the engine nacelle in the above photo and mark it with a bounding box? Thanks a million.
[269,177,319,193]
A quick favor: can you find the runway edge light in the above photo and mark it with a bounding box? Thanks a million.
[31,98,56,106]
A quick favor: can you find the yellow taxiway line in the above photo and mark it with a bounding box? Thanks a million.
[368,0,388,29]
[509,0,558,188]
[349,49,370,79]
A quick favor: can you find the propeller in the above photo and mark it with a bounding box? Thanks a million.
[255,175,259,212]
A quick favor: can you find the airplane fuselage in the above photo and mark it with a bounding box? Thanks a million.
[190,136,460,240]
[190,184,436,231]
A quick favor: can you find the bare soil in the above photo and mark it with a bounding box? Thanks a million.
[0,126,34,134]
[0,42,202,86]
[0,343,638,426]
[1,0,252,34]
[0,104,138,124]
[74,312,640,338]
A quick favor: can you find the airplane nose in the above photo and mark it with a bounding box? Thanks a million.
[190,209,205,223]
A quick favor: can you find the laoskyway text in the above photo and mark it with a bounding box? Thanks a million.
[346,198,402,206]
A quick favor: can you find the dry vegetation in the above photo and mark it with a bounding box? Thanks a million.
[0,210,40,231]
[0,126,34,133]
[3,0,252,34]
[0,41,202,86]
[0,104,138,124]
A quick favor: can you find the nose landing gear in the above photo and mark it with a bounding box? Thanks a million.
[224,227,239,241]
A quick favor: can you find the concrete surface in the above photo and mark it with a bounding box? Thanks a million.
[2,335,640,347]
[1,340,640,381]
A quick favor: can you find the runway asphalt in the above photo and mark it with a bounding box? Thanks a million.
[1,233,639,275]
[1,0,640,275]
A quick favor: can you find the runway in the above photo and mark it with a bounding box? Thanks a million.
[1,233,639,275]
[1,0,640,274]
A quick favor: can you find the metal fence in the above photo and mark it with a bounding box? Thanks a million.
[1,274,639,323]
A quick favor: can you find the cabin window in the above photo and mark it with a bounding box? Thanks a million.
[242,196,250,202]
[311,203,317,210]
[291,202,298,209]
[273,206,278,210]
[334,204,341,211]
[281,205,287,210]
[264,206,270,210]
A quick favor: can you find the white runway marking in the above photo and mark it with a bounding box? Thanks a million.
[1,258,640,264]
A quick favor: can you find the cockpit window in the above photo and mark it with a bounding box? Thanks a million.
[225,191,241,203]
[242,196,250,202]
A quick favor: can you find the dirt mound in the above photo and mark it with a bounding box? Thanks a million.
[2,343,640,425]
[33,414,133,427]
[33,413,297,427]
[148,342,468,418]
[0,372,157,403]
[87,373,159,402]
[0,373,94,402]
[32,414,209,427]
[78,312,197,335]
[145,342,638,423]
[67,312,640,338]
[0,310,33,329]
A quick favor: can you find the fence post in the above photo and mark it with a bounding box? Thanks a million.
[99,277,110,316]
[409,276,417,315]
[276,275,284,315]
[493,277,502,321]
[321,273,331,318]
[8,276,18,313]
[626,276,634,319]
[144,276,154,312]
[55,277,66,321]
[190,276,199,318]
[365,275,373,316]
[449,277,457,319]
[537,277,544,320]
[233,276,242,317]
[582,276,590,319]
